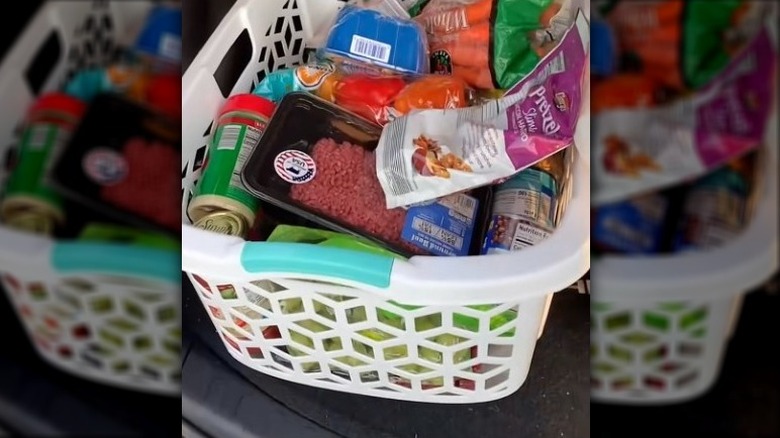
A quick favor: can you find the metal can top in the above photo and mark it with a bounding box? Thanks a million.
[193,210,247,237]
[5,210,55,235]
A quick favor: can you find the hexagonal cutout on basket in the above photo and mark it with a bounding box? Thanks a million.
[163,338,180,355]
[246,346,264,359]
[607,345,634,363]
[191,275,211,293]
[604,312,632,331]
[217,284,238,300]
[89,296,114,314]
[418,346,444,365]
[312,300,337,322]
[427,333,468,347]
[453,313,480,333]
[487,344,513,358]
[250,279,287,294]
[329,364,352,381]
[243,290,273,312]
[675,371,699,388]
[156,305,177,323]
[335,355,368,368]
[376,308,405,331]
[642,345,667,364]
[55,289,81,311]
[658,361,685,374]
[288,330,315,350]
[643,312,670,332]
[345,306,367,324]
[351,339,375,359]
[72,324,91,340]
[360,371,380,383]
[107,317,138,332]
[295,318,332,335]
[301,362,321,373]
[123,300,146,321]
[414,314,442,332]
[98,328,124,348]
[677,342,703,358]
[208,306,225,320]
[321,336,343,351]
[279,298,305,315]
[133,335,154,352]
[610,375,634,390]
[620,331,657,346]
[383,344,409,361]
[231,317,254,337]
[111,359,131,373]
[593,362,618,374]
[680,307,708,330]
[643,376,667,391]
[233,305,264,321]
[357,328,396,343]
[485,370,510,389]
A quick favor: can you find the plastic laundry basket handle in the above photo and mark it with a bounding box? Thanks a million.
[53,242,180,283]
[240,242,395,288]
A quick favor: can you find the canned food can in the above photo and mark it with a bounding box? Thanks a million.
[3,209,56,235]
[193,210,247,238]
[482,167,559,254]
[188,95,275,227]
[671,152,757,252]
[1,94,85,226]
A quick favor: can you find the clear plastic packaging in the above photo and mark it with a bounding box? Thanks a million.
[322,4,430,75]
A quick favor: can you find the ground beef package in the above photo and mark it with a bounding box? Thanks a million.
[50,94,180,236]
[240,92,490,257]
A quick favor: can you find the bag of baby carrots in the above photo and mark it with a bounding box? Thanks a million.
[416,0,580,90]
[602,0,771,92]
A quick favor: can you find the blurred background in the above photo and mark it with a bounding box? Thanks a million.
[0,0,180,435]
[590,1,779,436]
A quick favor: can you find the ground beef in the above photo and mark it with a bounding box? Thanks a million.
[289,138,423,255]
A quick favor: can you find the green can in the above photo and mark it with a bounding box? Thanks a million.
[1,93,86,227]
[188,94,275,227]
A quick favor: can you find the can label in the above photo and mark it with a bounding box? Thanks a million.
[4,123,69,209]
[672,167,748,251]
[195,123,265,211]
[482,168,557,254]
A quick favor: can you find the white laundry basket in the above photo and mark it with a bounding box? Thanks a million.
[181,0,590,404]
[590,54,779,405]
[0,0,180,396]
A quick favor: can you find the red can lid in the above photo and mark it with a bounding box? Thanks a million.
[29,93,86,119]
[220,94,276,119]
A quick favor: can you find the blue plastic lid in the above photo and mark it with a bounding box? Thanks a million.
[134,5,182,63]
[591,19,616,77]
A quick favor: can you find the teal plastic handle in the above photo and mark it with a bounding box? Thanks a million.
[52,243,180,283]
[240,242,394,288]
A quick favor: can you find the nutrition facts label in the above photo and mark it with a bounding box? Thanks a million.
[511,221,552,250]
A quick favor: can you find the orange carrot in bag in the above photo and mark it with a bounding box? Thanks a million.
[430,21,491,46]
[540,2,561,27]
[452,64,494,89]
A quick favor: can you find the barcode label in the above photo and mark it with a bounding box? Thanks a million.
[412,217,464,249]
[350,35,392,64]
[438,194,477,219]
[224,125,262,189]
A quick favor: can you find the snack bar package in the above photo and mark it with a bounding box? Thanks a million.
[252,61,473,126]
[376,10,588,208]
[592,26,775,205]
[417,0,579,89]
